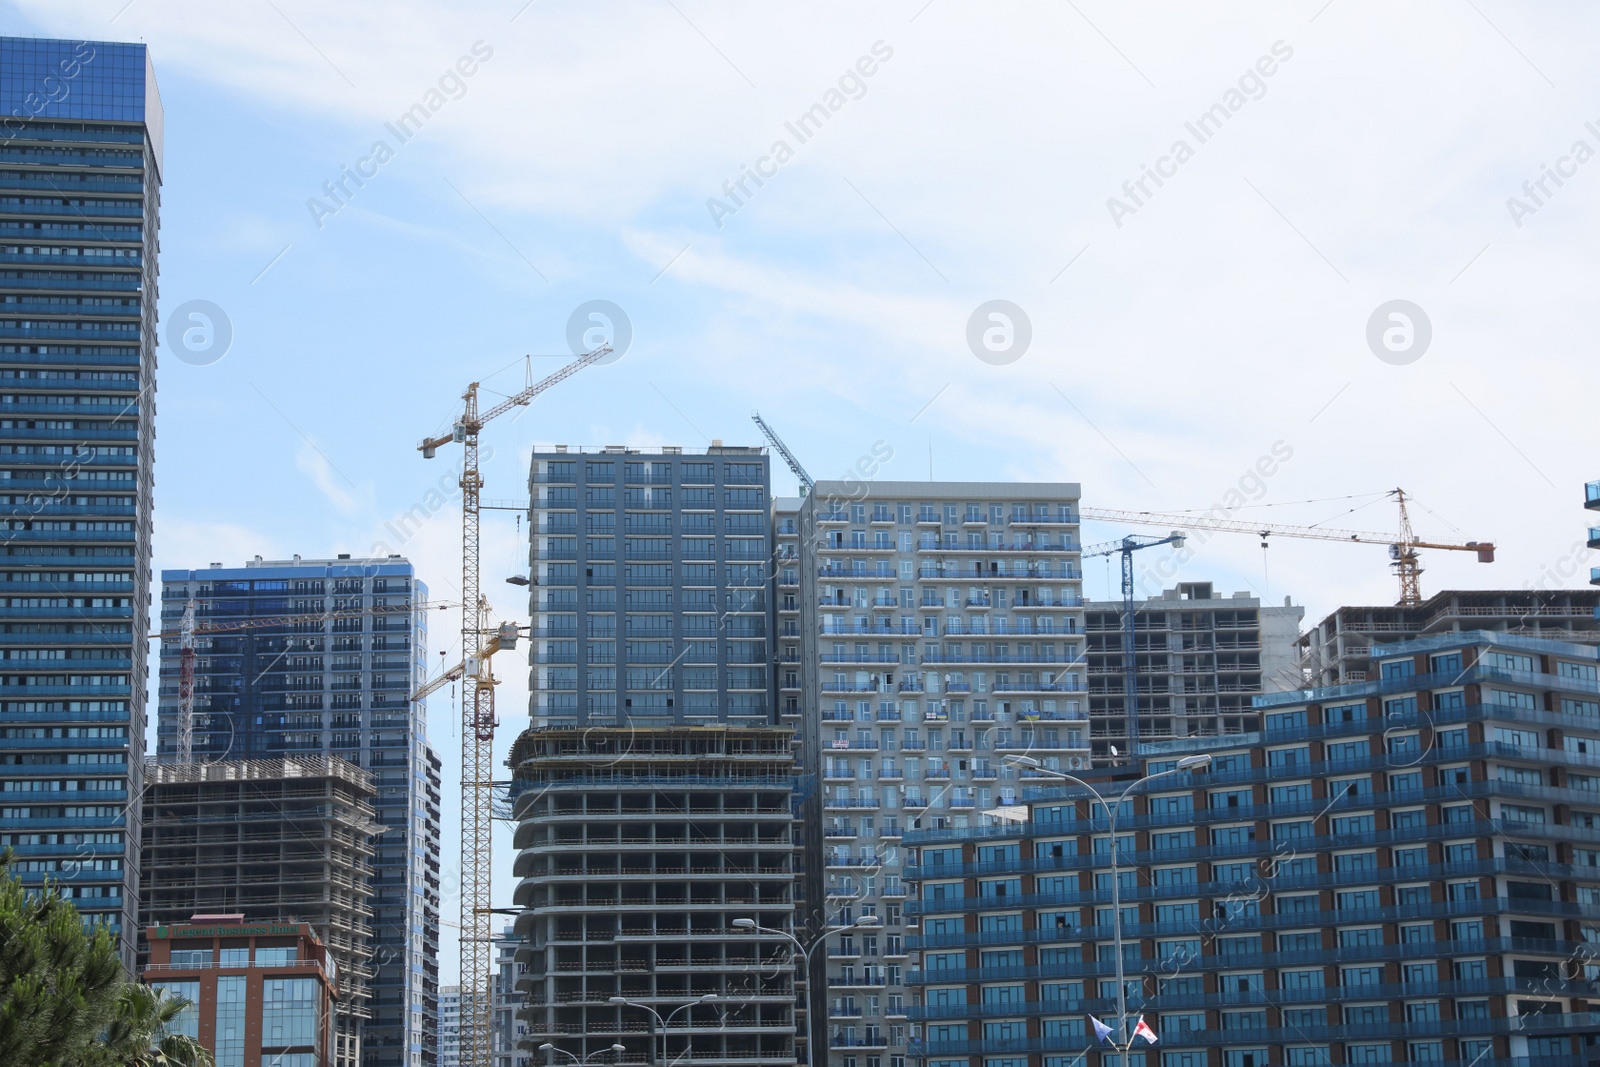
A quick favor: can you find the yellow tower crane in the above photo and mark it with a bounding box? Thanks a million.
[1081,488,1494,606]
[415,344,610,1067]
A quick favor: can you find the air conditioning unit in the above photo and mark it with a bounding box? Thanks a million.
[1068,757,1085,769]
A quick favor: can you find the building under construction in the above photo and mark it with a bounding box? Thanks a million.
[509,726,799,1067]
[139,757,380,1067]
[1085,581,1304,739]
[1298,587,1600,687]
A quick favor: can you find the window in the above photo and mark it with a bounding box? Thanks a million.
[1340,966,1382,986]
[1280,969,1323,990]
[1452,958,1487,980]
[1268,746,1309,768]
[1326,739,1368,762]
[1338,927,1382,947]
[1390,808,1425,829]
[1403,962,1437,983]
[1380,658,1414,679]
[1394,884,1430,905]
[261,978,318,1048]
[1405,1001,1439,1022]
[1399,924,1433,944]
[1342,1004,1385,1024]
[1285,1049,1331,1066]
[1455,999,1488,1019]
[1393,847,1426,868]
[1268,783,1310,804]
[1344,1044,1391,1064]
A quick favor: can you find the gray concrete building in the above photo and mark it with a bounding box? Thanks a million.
[139,757,379,1067]
[1084,582,1304,745]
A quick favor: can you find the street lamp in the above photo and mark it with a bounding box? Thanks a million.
[540,1042,625,1066]
[608,993,720,1066]
[729,914,881,1067]
[1001,751,1212,1046]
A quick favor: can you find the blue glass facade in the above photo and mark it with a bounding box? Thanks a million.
[0,36,161,964]
[156,557,442,1067]
[904,632,1600,1067]
[527,446,774,728]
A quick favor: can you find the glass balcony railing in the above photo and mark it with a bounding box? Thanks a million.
[1587,479,1600,507]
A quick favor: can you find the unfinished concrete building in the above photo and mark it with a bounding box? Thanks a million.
[1298,588,1600,687]
[509,727,798,1067]
[1085,582,1304,741]
[140,758,379,1067]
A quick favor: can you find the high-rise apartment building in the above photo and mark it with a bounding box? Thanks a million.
[157,555,442,1067]
[0,36,162,964]
[796,482,1086,1067]
[1084,583,1304,747]
[515,445,799,1066]
[140,757,379,1067]
[904,630,1600,1067]
[492,928,531,1067]
[440,987,462,1067]
[1299,588,1600,687]
[526,444,774,729]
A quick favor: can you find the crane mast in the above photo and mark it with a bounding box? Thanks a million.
[418,345,609,1067]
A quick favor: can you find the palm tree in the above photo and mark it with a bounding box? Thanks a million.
[88,983,211,1067]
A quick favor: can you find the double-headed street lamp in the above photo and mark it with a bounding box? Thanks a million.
[730,914,880,1067]
[540,1042,626,1066]
[1001,751,1213,1047]
[608,992,721,1066]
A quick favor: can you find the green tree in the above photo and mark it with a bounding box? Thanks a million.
[0,853,210,1067]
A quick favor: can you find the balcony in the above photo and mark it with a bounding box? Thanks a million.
[1588,480,1600,510]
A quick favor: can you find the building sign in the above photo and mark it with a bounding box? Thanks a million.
[150,923,306,939]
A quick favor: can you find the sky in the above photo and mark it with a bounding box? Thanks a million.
[6,0,1598,980]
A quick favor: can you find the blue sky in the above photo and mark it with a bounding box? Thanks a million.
[6,0,1597,978]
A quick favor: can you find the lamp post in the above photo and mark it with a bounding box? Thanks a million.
[1002,751,1213,1047]
[729,914,881,1067]
[540,1042,626,1066]
[608,993,720,1066]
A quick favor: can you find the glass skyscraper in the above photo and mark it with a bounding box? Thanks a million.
[0,36,162,964]
[157,555,443,1067]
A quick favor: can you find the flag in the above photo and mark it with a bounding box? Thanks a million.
[1133,1017,1159,1045]
[1089,1016,1113,1043]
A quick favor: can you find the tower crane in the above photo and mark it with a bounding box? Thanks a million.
[417,343,610,1067]
[1081,532,1186,750]
[751,411,813,495]
[1081,489,1494,606]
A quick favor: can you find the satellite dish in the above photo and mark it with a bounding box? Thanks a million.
[1110,745,1120,757]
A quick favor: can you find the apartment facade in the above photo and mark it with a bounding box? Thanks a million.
[904,631,1600,1067]
[526,445,774,730]
[157,556,442,1067]
[493,928,532,1067]
[140,758,379,1067]
[1299,588,1600,688]
[1084,583,1304,746]
[144,916,340,1067]
[796,482,1086,1067]
[440,987,461,1067]
[0,36,162,964]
